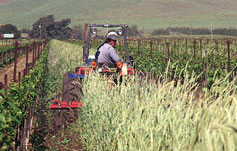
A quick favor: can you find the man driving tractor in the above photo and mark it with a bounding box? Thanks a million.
[95,31,122,67]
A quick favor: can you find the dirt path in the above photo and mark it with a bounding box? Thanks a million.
[0,51,33,87]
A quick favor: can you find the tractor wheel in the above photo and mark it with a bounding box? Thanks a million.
[51,71,82,134]
[62,71,82,125]
[62,71,82,102]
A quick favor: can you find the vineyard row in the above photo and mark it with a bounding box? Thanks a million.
[0,40,49,150]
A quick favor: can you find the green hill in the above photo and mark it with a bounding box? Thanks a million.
[1,0,237,30]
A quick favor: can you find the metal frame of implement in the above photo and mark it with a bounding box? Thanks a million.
[50,99,83,109]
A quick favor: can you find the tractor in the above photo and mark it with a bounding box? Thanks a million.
[50,24,135,133]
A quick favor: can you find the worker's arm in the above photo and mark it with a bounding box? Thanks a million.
[109,47,121,63]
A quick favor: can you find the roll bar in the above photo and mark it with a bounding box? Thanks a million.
[83,24,131,66]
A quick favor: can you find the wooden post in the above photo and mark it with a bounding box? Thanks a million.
[138,40,140,55]
[40,43,42,55]
[43,40,46,49]
[37,43,40,59]
[15,125,19,151]
[0,53,3,65]
[18,72,21,87]
[202,58,205,87]
[150,40,153,59]
[35,43,38,60]
[174,40,176,54]
[166,42,170,61]
[193,39,196,58]
[200,39,202,56]
[35,43,38,61]
[84,23,88,43]
[26,45,29,75]
[215,40,218,53]
[185,39,188,54]
[227,40,231,75]
[23,69,27,78]
[13,41,18,82]
[157,39,160,52]
[32,42,35,66]
[4,74,7,94]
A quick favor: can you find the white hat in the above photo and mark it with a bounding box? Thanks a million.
[107,31,118,40]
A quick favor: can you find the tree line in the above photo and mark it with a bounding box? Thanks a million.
[0,15,83,40]
[0,15,141,40]
[0,15,237,39]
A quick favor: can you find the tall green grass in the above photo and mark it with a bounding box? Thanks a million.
[47,39,84,92]
[29,40,86,150]
[44,40,237,150]
[78,71,237,150]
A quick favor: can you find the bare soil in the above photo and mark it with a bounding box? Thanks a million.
[44,123,83,151]
[0,51,33,87]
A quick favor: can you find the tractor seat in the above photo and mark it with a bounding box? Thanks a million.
[97,63,117,68]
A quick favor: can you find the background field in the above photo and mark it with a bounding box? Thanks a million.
[1,0,237,30]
